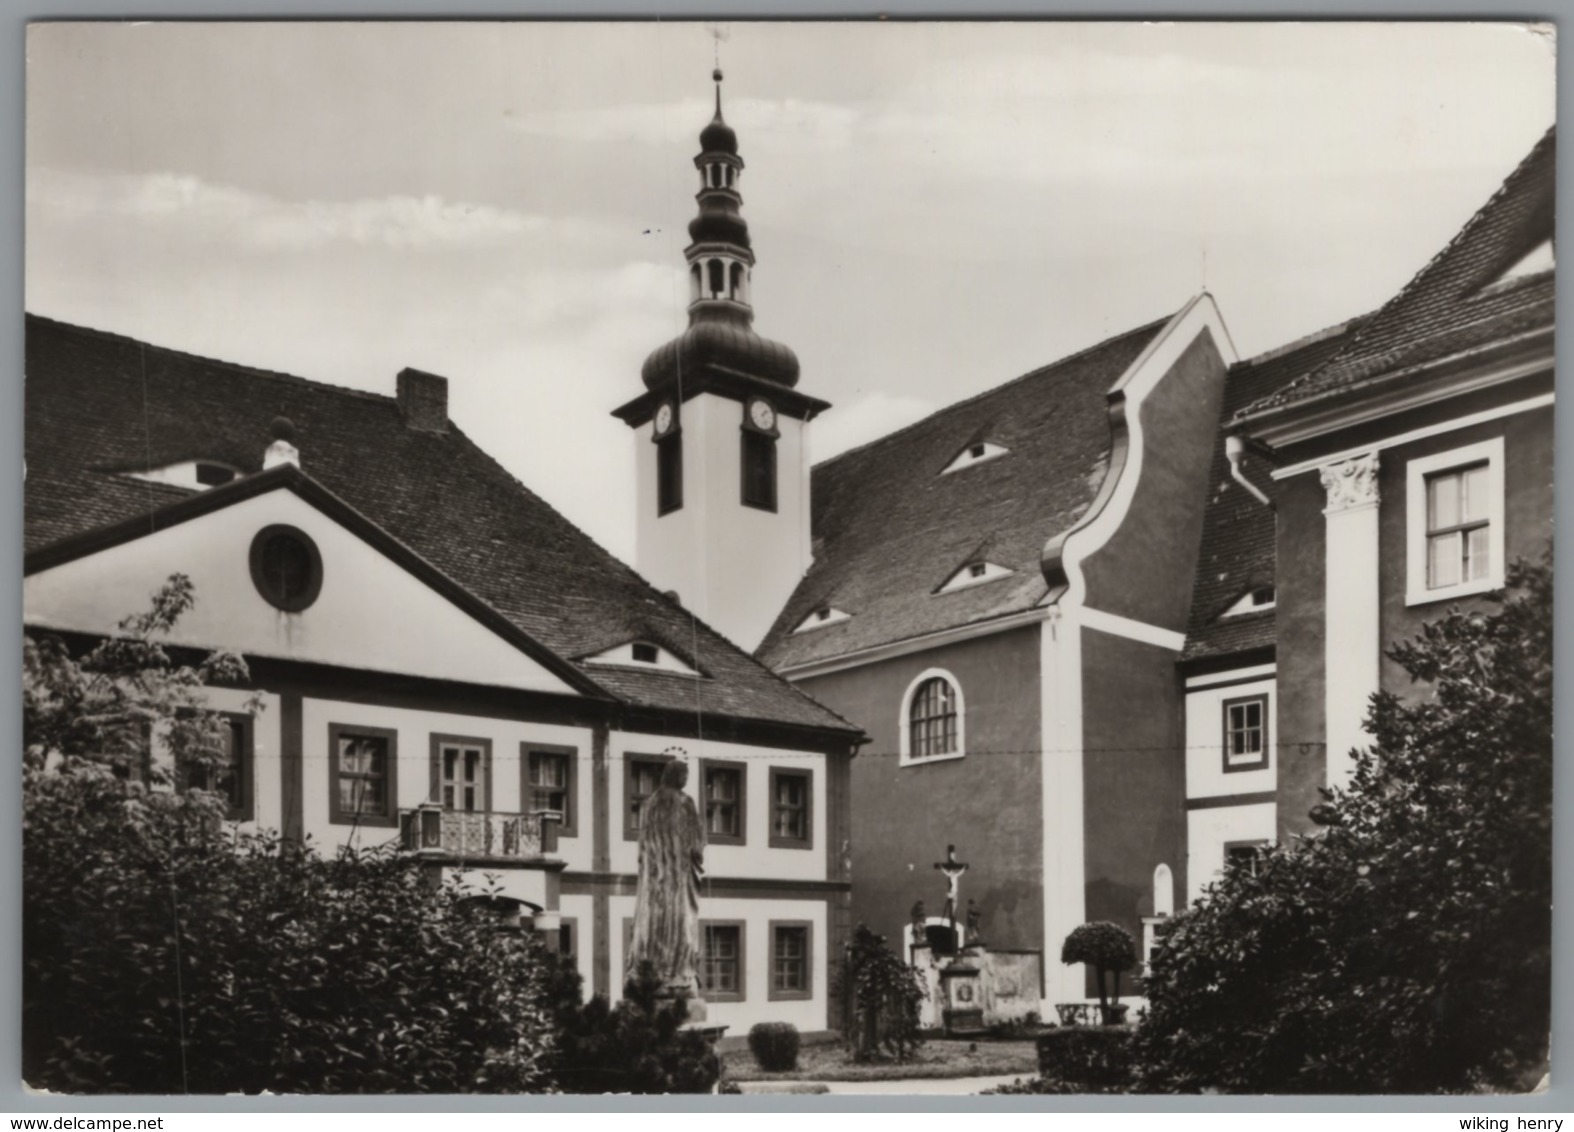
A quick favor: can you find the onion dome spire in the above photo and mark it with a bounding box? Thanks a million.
[641,69,800,391]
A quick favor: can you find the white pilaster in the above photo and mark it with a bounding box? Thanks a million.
[1039,610,1087,1009]
[1319,452,1380,792]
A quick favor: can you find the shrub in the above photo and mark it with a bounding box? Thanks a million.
[1035,1026,1135,1089]
[1135,555,1553,1094]
[1060,922,1137,1010]
[833,924,926,1063]
[982,1076,1125,1096]
[748,1022,801,1072]
[23,578,556,1094]
[545,959,720,1094]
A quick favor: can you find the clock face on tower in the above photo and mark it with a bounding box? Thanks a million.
[654,401,675,436]
[748,398,776,432]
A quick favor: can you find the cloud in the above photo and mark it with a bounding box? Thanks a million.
[27,167,615,251]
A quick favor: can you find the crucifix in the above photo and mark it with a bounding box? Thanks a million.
[934,844,970,939]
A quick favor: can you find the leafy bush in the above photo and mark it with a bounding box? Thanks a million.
[24,578,556,1094]
[748,1022,801,1072]
[1135,556,1554,1094]
[834,924,926,1063]
[544,960,720,1094]
[1036,1026,1134,1088]
[981,1075,1125,1096]
[1060,922,1137,1010]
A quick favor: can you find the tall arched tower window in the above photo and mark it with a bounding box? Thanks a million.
[707,259,725,298]
[689,263,702,302]
[728,262,744,300]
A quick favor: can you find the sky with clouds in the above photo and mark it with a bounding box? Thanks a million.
[26,21,1555,561]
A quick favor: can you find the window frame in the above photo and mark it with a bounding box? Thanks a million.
[700,920,747,1002]
[524,743,578,837]
[1223,839,1270,879]
[328,722,400,827]
[700,757,747,847]
[429,733,493,814]
[1220,694,1270,774]
[248,524,324,613]
[1405,437,1505,606]
[622,753,675,842]
[558,915,579,962]
[740,429,778,512]
[898,668,966,766]
[768,920,814,1002]
[656,431,684,516]
[767,766,814,850]
[175,711,254,821]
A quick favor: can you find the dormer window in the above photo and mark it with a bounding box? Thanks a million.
[125,459,241,491]
[793,607,851,633]
[937,560,1013,594]
[582,640,701,676]
[1221,586,1276,617]
[941,441,1009,475]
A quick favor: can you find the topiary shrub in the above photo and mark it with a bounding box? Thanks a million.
[1060,922,1137,1020]
[1035,1026,1135,1089]
[748,1022,801,1072]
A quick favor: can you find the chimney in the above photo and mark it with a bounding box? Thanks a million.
[397,367,449,433]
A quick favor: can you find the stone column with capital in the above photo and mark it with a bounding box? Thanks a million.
[1319,452,1381,793]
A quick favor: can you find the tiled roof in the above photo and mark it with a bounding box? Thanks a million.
[1237,126,1555,423]
[1181,318,1368,664]
[23,314,858,736]
[756,316,1172,671]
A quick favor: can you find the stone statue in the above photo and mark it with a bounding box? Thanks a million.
[626,758,706,1002]
[966,898,983,946]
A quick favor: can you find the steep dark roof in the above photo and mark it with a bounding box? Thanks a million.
[756,315,1172,671]
[23,314,857,735]
[1181,318,1368,664]
[1238,126,1555,423]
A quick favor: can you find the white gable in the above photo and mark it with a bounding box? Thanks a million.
[24,488,582,696]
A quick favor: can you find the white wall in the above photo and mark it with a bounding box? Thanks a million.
[24,489,579,695]
[1186,801,1276,904]
[607,731,825,881]
[299,695,593,866]
[1184,675,1276,799]
[635,392,811,652]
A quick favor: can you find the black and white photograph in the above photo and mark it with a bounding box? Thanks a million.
[17,20,1557,1100]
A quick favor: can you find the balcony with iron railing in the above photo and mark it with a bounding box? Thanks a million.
[399,802,562,864]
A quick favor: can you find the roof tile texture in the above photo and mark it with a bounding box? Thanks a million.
[757,317,1170,670]
[24,315,855,734]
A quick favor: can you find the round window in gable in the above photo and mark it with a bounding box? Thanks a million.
[249,525,323,612]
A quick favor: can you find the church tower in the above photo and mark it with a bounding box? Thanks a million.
[614,71,830,652]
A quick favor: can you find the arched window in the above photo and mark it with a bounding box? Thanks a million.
[900,670,964,764]
[689,263,702,303]
[707,258,725,297]
[728,262,744,300]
